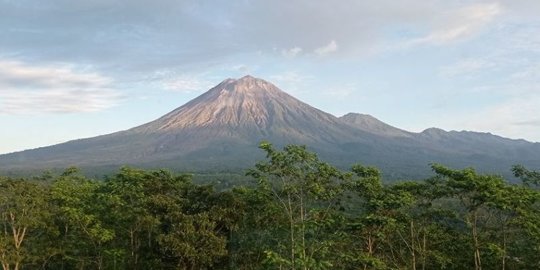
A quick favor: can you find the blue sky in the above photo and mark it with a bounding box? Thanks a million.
[1,0,539,154]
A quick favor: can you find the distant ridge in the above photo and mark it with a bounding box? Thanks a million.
[1,75,539,179]
[339,113,412,138]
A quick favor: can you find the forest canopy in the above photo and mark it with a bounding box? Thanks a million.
[0,142,539,270]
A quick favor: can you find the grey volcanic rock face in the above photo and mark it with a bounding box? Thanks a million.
[1,75,539,179]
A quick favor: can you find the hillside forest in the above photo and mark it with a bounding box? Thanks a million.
[0,142,539,270]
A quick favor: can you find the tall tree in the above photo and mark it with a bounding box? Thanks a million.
[0,177,52,270]
[247,142,346,269]
[50,167,114,270]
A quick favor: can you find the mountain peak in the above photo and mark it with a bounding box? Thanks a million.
[239,74,257,80]
[422,127,446,134]
[133,75,341,135]
[219,75,267,84]
[216,75,274,93]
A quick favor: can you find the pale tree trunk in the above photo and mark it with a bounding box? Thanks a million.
[471,211,482,270]
[130,228,140,269]
[299,190,307,270]
[421,231,427,270]
[363,231,375,270]
[501,222,507,270]
[287,193,295,269]
[9,212,27,270]
[410,221,417,270]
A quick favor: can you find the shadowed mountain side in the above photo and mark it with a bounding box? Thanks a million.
[1,75,539,179]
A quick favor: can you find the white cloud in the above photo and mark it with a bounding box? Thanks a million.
[0,60,121,114]
[322,84,356,99]
[269,71,314,94]
[400,3,502,48]
[457,94,540,142]
[510,63,540,80]
[0,0,515,70]
[440,55,540,142]
[270,71,312,85]
[162,74,213,93]
[513,119,540,128]
[0,89,121,114]
[281,46,303,57]
[0,60,112,89]
[439,58,496,78]
[314,40,338,55]
[230,64,249,73]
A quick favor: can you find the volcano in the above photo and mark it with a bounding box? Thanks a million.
[132,75,361,145]
[1,75,539,178]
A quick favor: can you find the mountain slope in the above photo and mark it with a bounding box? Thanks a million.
[132,75,361,144]
[0,76,366,171]
[1,75,539,179]
[340,113,412,138]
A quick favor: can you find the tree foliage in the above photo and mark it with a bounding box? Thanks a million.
[0,143,538,269]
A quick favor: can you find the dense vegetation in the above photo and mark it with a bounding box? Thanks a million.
[0,142,539,270]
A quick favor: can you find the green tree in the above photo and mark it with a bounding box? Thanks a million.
[430,164,540,270]
[0,177,52,270]
[101,167,163,269]
[50,167,114,270]
[391,179,464,270]
[227,186,283,269]
[247,142,346,269]
[512,165,540,187]
[103,167,231,269]
[344,165,420,269]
